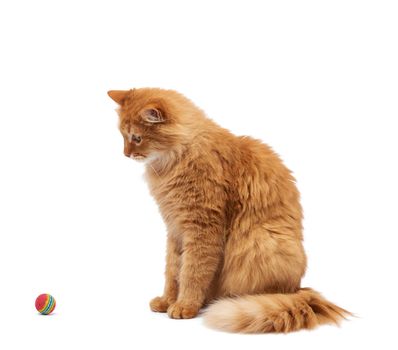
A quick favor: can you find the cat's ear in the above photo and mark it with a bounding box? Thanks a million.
[107,90,128,105]
[142,108,164,123]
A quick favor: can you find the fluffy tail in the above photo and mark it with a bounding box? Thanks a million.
[203,288,351,333]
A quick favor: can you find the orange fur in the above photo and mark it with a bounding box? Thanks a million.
[108,88,351,333]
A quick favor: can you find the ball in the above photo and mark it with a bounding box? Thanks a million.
[35,294,56,315]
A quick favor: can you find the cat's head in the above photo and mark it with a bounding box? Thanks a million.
[108,88,194,163]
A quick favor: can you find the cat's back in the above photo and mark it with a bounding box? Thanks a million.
[228,134,294,183]
[230,134,301,220]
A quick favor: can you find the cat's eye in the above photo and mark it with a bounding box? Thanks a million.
[142,108,164,123]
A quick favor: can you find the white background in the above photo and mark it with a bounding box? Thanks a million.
[0,0,397,349]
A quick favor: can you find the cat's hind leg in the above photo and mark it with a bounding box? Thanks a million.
[217,224,306,297]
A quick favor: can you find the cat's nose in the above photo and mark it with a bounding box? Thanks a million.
[131,134,142,145]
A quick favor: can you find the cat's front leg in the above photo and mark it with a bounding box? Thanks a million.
[167,229,223,319]
[150,234,180,312]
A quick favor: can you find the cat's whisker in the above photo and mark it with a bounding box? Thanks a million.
[149,163,160,178]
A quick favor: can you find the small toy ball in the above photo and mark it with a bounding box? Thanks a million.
[35,294,56,315]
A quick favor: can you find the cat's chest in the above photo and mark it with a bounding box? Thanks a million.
[146,173,187,207]
[145,168,199,223]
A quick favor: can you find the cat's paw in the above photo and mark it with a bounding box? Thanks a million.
[167,302,199,319]
[150,296,173,313]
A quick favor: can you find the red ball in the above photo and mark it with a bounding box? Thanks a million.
[35,294,56,315]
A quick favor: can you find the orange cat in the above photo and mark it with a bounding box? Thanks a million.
[108,88,350,333]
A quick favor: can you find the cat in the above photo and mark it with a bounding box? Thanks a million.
[108,88,350,333]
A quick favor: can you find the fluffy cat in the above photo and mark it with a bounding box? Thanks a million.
[108,88,350,333]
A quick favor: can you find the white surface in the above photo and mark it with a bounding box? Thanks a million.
[0,1,397,349]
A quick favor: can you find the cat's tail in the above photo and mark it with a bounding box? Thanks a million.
[203,288,351,333]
